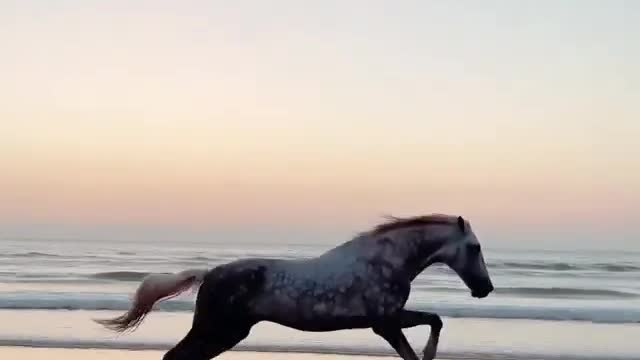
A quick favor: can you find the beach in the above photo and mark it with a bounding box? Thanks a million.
[0,239,638,360]
[0,309,638,360]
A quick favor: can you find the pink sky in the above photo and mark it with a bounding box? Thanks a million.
[1,1,638,248]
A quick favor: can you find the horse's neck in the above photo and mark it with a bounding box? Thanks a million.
[392,231,447,281]
[324,231,445,280]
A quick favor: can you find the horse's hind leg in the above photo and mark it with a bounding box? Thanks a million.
[162,276,253,360]
[162,321,251,360]
[397,310,443,360]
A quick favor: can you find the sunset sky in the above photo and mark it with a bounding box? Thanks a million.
[1,1,638,249]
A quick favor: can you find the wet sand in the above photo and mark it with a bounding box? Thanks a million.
[2,347,396,360]
[1,309,638,360]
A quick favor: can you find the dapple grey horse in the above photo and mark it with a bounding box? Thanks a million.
[96,214,494,360]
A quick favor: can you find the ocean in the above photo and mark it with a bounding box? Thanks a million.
[0,237,639,360]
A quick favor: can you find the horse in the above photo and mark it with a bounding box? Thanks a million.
[95,214,494,360]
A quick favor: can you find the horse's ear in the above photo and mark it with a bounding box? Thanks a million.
[457,216,466,233]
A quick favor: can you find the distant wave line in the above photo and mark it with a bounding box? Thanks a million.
[3,251,638,273]
[0,296,638,324]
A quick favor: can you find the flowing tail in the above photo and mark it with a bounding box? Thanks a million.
[94,268,208,332]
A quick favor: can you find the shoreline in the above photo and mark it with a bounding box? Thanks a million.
[1,309,638,360]
[0,345,631,360]
[0,339,399,357]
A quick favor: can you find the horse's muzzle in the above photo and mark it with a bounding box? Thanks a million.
[471,284,494,298]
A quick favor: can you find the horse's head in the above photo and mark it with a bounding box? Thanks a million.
[369,214,493,298]
[371,214,494,298]
[436,216,494,298]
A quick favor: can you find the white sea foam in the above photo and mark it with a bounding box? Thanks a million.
[0,291,638,323]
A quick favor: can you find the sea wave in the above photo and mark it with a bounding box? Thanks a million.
[408,284,639,299]
[2,251,64,258]
[596,264,640,272]
[19,271,640,299]
[3,249,639,274]
[499,261,579,271]
[494,261,640,272]
[494,287,639,299]
[89,271,157,281]
[0,292,638,324]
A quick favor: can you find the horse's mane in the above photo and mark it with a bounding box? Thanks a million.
[370,214,457,236]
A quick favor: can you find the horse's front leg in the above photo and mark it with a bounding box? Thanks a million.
[397,310,443,360]
[372,324,419,360]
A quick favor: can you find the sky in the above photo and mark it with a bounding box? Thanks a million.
[1,1,638,249]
